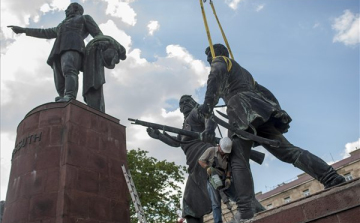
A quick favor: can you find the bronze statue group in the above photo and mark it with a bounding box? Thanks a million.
[9,3,346,223]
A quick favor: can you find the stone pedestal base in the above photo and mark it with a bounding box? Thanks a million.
[212,179,360,223]
[253,179,360,223]
[2,100,129,223]
[251,178,360,223]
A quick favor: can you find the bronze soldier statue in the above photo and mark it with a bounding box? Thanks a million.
[8,3,103,102]
[198,44,346,222]
[147,95,215,223]
[147,95,264,223]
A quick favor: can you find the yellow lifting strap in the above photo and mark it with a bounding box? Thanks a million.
[199,0,235,60]
[209,1,235,60]
[214,56,232,72]
[200,0,215,59]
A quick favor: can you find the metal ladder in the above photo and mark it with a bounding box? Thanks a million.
[121,164,147,223]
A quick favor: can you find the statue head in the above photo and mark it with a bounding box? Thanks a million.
[65,3,84,18]
[179,95,199,117]
[205,43,229,64]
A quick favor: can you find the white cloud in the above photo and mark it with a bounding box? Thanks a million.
[225,0,245,10]
[1,35,54,107]
[332,10,360,46]
[166,45,209,86]
[342,138,360,158]
[50,0,70,10]
[147,20,160,36]
[0,133,15,200]
[103,0,137,26]
[39,3,52,13]
[99,19,132,51]
[102,44,208,112]
[313,22,320,29]
[39,0,70,14]
[127,48,148,65]
[255,4,265,12]
[1,133,16,200]
[161,107,182,119]
[1,0,71,39]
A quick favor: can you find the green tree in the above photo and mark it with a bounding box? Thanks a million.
[127,148,187,223]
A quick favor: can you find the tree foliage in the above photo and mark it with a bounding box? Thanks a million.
[127,148,187,223]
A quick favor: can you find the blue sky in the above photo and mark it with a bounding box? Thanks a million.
[1,0,359,200]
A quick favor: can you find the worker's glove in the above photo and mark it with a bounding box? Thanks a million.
[200,130,215,143]
[206,167,215,176]
[146,127,160,139]
[225,178,231,188]
[198,103,213,118]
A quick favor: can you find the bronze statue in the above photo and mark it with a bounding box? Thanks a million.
[83,35,126,112]
[145,95,264,223]
[198,44,346,222]
[8,3,102,102]
[8,3,125,112]
[147,95,214,223]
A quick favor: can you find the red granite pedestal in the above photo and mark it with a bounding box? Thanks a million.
[2,100,129,223]
[205,179,360,223]
[251,178,360,223]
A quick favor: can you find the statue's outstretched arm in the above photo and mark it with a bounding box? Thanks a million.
[9,24,58,39]
[24,26,58,39]
[147,128,180,147]
[7,26,25,34]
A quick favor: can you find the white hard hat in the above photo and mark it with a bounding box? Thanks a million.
[219,137,232,153]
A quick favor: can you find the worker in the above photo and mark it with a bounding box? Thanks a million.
[199,137,264,223]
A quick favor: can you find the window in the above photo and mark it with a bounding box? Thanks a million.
[284,196,291,204]
[303,189,310,197]
[344,173,353,181]
[266,203,273,209]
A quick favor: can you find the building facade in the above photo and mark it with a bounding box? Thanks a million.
[256,149,360,210]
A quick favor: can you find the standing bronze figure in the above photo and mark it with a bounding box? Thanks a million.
[147,95,215,223]
[8,2,126,112]
[8,3,103,103]
[83,35,126,112]
[198,44,346,222]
